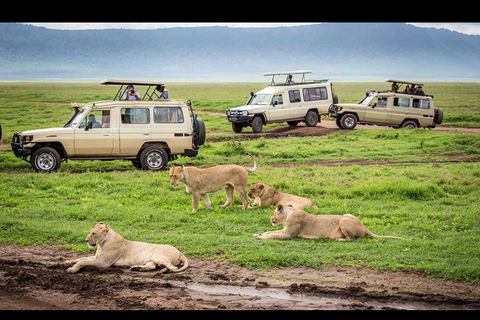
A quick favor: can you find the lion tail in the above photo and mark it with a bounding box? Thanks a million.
[173,253,189,272]
[244,153,257,172]
[368,232,410,241]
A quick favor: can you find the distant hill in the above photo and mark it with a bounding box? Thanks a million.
[1,23,480,82]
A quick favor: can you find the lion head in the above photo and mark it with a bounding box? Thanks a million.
[169,166,185,187]
[85,222,110,249]
[248,182,267,198]
[271,204,294,226]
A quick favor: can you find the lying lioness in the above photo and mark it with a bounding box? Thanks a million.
[254,204,404,241]
[170,153,257,212]
[248,182,318,210]
[65,222,189,273]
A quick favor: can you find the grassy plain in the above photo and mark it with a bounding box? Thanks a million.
[0,82,480,283]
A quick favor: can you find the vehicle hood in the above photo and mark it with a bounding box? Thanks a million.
[22,127,72,136]
[227,104,266,113]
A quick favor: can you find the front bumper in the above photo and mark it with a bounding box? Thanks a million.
[11,133,31,158]
[226,110,253,123]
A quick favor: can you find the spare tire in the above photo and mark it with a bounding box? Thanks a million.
[434,108,443,124]
[195,117,206,146]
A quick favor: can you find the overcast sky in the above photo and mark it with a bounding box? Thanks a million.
[23,22,480,35]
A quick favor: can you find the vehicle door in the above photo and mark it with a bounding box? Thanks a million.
[74,109,114,156]
[119,107,152,155]
[287,89,303,119]
[152,106,190,154]
[389,97,411,125]
[265,93,288,121]
[411,97,432,126]
[363,95,389,124]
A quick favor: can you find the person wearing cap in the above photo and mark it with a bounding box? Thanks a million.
[413,86,425,96]
[156,84,170,100]
[122,84,141,100]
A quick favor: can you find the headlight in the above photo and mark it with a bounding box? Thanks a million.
[23,135,33,143]
[226,110,231,116]
[240,110,248,116]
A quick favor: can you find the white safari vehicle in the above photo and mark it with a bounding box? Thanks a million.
[226,70,338,133]
[11,79,205,172]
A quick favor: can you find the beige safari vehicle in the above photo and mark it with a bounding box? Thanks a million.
[328,80,443,130]
[11,80,205,172]
[226,70,338,133]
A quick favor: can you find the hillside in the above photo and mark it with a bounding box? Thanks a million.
[1,23,480,81]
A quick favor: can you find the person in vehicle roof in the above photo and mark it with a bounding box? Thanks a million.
[123,84,141,100]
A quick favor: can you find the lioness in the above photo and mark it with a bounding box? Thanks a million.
[170,153,257,212]
[254,204,404,241]
[65,222,189,273]
[248,182,318,210]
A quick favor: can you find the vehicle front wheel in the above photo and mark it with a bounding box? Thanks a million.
[251,116,263,133]
[339,113,358,130]
[31,147,61,173]
[139,145,168,171]
[232,122,243,133]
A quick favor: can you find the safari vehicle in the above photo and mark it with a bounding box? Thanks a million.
[11,79,205,173]
[226,70,338,133]
[328,80,443,129]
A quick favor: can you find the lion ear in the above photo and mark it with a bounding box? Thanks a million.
[277,204,283,211]
[259,184,264,189]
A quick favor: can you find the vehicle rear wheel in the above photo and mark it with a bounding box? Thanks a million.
[401,120,418,129]
[305,111,318,127]
[339,113,357,130]
[139,145,168,171]
[31,147,61,173]
[232,122,243,133]
[251,116,263,133]
[287,121,299,127]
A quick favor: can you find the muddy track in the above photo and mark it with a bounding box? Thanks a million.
[1,245,479,310]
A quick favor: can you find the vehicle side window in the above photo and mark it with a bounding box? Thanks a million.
[303,87,328,101]
[413,99,430,109]
[369,97,387,108]
[393,97,410,108]
[272,94,283,106]
[288,90,301,103]
[121,108,150,124]
[154,107,184,123]
[80,110,110,129]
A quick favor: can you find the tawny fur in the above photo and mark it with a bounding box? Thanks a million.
[65,223,189,273]
[248,182,318,210]
[254,204,404,241]
[170,153,256,212]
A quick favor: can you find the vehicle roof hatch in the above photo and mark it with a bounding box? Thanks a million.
[101,79,165,101]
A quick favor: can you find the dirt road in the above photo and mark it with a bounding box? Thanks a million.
[1,245,479,310]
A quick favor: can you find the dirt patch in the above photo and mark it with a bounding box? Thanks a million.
[1,244,479,310]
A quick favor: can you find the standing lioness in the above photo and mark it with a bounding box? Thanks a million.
[248,182,318,210]
[170,153,257,212]
[65,223,189,273]
[254,204,404,241]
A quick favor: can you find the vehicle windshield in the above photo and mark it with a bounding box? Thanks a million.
[69,108,87,128]
[249,94,271,105]
[359,94,376,105]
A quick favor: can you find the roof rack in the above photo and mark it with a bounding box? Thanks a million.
[101,79,165,101]
[264,70,312,85]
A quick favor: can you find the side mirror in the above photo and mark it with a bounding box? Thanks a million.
[87,121,93,130]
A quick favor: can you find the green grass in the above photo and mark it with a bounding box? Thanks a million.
[1,82,480,284]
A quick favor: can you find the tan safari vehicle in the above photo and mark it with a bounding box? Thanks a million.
[328,80,443,130]
[11,79,205,172]
[226,70,338,133]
